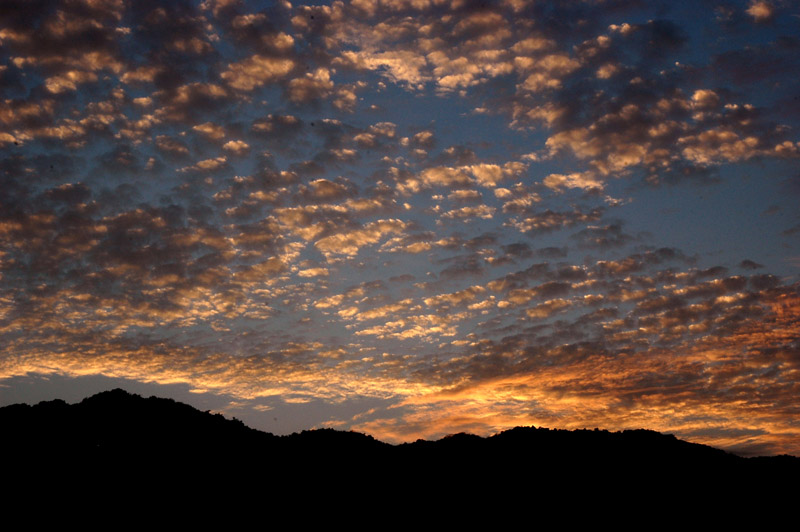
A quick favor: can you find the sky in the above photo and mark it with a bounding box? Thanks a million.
[1,0,799,456]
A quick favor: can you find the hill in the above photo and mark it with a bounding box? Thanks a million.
[2,388,797,511]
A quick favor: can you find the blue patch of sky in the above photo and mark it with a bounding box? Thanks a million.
[611,158,799,280]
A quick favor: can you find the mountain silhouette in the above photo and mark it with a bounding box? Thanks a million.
[3,388,796,516]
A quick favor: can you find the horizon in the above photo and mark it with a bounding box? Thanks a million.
[1,0,798,457]
[7,385,788,458]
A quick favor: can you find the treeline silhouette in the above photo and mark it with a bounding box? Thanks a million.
[3,389,797,514]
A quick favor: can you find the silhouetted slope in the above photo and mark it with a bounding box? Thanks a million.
[2,389,797,508]
[2,388,275,459]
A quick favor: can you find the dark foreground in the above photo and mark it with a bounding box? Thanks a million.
[3,389,797,519]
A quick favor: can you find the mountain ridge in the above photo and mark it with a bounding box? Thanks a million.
[3,387,797,503]
[6,388,795,523]
[3,387,795,457]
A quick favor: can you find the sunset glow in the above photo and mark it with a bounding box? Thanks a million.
[1,0,798,456]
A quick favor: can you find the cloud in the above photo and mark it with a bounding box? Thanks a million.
[45,70,99,93]
[507,206,604,234]
[222,54,296,90]
[679,129,761,165]
[543,171,603,192]
[156,135,190,156]
[223,140,250,155]
[287,68,334,103]
[314,219,408,257]
[740,259,764,270]
[297,267,329,278]
[517,53,580,93]
[338,50,429,90]
[179,156,228,173]
[571,223,635,249]
[193,122,227,141]
[424,286,486,309]
[441,204,495,221]
[1,0,799,457]
[746,1,774,22]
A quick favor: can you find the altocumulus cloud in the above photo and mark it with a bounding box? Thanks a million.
[1,0,799,456]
